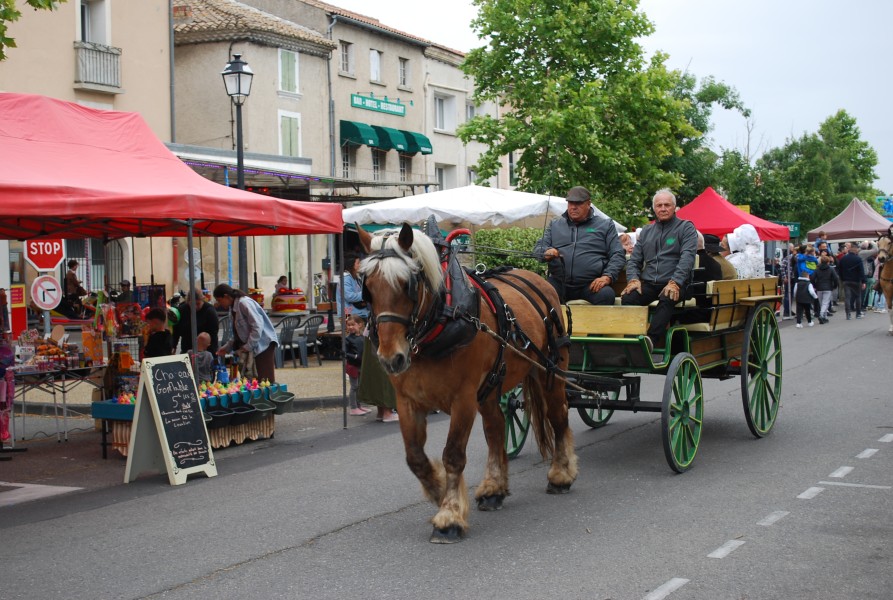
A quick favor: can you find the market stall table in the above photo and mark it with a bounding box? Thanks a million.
[9,365,106,444]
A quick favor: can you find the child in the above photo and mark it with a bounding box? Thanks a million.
[793,269,818,328]
[344,314,370,416]
[273,275,288,296]
[192,332,214,384]
[143,307,173,358]
[811,255,839,324]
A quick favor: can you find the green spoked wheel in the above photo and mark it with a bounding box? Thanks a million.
[661,352,704,473]
[741,303,782,438]
[576,389,617,428]
[500,385,530,459]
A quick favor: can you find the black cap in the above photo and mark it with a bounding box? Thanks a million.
[703,234,723,253]
[566,186,591,204]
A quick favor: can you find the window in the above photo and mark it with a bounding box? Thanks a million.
[435,164,456,190]
[372,149,385,181]
[279,49,299,94]
[279,111,301,157]
[467,168,477,185]
[370,49,382,82]
[466,102,476,122]
[340,41,354,74]
[79,0,108,44]
[436,167,445,189]
[398,57,409,87]
[399,155,411,182]
[509,152,518,186]
[341,146,354,179]
[434,94,456,131]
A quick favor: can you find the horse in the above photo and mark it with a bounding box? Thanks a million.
[875,229,893,334]
[357,223,577,543]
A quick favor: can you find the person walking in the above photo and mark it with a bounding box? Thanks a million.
[811,255,839,324]
[172,288,219,355]
[534,186,626,304]
[213,284,279,382]
[793,270,818,328]
[837,242,867,319]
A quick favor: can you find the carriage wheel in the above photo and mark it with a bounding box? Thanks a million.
[741,303,782,438]
[500,385,529,459]
[661,352,704,473]
[576,389,617,428]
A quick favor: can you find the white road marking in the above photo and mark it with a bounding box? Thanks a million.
[0,481,82,507]
[829,466,854,478]
[879,434,893,443]
[857,448,879,459]
[758,510,789,526]
[643,578,689,600]
[798,486,825,499]
[707,539,746,559]
[818,481,891,490]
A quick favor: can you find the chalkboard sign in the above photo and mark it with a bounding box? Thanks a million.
[124,355,216,485]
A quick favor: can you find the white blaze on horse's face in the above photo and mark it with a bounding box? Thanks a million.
[364,270,416,374]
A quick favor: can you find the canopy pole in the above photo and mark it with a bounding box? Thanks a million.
[214,236,220,292]
[186,221,199,356]
[149,239,155,287]
[199,238,206,292]
[252,236,258,290]
[130,237,137,288]
[287,235,292,290]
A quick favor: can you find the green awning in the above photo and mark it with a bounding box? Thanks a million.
[400,130,433,155]
[370,125,408,152]
[340,120,379,147]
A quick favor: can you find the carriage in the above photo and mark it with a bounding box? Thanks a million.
[501,276,783,472]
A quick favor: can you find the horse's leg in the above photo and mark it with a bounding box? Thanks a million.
[474,392,509,511]
[886,288,893,335]
[397,399,444,507]
[428,396,477,543]
[537,373,578,495]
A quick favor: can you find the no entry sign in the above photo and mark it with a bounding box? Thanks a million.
[25,239,65,271]
[31,275,62,311]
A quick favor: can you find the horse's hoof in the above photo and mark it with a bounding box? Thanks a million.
[430,524,464,544]
[546,482,572,495]
[477,494,505,511]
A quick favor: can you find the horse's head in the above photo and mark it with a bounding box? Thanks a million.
[357,223,444,375]
[877,229,893,265]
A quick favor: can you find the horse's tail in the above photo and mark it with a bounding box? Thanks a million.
[523,372,555,461]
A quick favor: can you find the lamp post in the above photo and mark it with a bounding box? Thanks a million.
[221,53,254,292]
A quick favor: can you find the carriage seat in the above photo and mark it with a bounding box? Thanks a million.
[676,277,780,333]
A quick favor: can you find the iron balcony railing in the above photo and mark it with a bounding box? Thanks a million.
[74,41,121,89]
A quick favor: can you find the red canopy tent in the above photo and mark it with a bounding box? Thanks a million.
[676,187,789,241]
[806,198,892,242]
[0,93,342,239]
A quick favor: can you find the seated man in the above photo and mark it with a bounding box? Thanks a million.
[621,189,698,348]
[534,185,626,304]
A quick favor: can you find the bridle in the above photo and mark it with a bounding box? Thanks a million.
[362,247,443,353]
[877,232,893,282]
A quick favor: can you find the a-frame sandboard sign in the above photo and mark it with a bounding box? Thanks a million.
[124,354,217,485]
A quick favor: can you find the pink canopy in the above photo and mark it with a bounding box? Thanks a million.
[0,93,342,240]
[806,198,892,242]
[676,187,789,241]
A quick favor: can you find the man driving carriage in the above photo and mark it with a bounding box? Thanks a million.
[621,188,698,349]
[534,186,626,305]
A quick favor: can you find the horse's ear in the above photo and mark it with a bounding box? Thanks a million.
[357,223,373,253]
[398,223,414,252]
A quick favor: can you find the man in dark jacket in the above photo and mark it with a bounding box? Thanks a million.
[621,189,698,348]
[837,242,867,319]
[172,288,220,354]
[534,186,626,305]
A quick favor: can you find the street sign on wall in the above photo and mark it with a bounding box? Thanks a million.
[25,239,65,271]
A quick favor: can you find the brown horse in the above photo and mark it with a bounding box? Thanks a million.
[358,224,577,543]
[875,229,893,334]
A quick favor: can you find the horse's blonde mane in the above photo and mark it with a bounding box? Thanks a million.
[361,227,444,292]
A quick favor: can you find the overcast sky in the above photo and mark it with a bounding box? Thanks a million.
[331,0,892,196]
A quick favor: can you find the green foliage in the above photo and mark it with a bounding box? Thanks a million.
[460,0,697,227]
[473,227,547,276]
[0,0,64,61]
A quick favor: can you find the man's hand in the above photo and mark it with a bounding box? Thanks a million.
[544,248,560,262]
[621,279,641,296]
[590,275,612,293]
[661,280,680,302]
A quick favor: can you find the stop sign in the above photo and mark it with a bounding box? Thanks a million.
[25,239,65,271]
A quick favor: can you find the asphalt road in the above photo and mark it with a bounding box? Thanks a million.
[1,310,891,600]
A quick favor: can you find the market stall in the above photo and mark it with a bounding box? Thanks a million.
[806,198,893,242]
[0,93,343,454]
[675,187,790,241]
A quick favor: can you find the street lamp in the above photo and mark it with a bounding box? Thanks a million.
[221,53,254,292]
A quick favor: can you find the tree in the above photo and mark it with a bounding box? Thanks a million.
[0,0,64,61]
[459,0,697,226]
